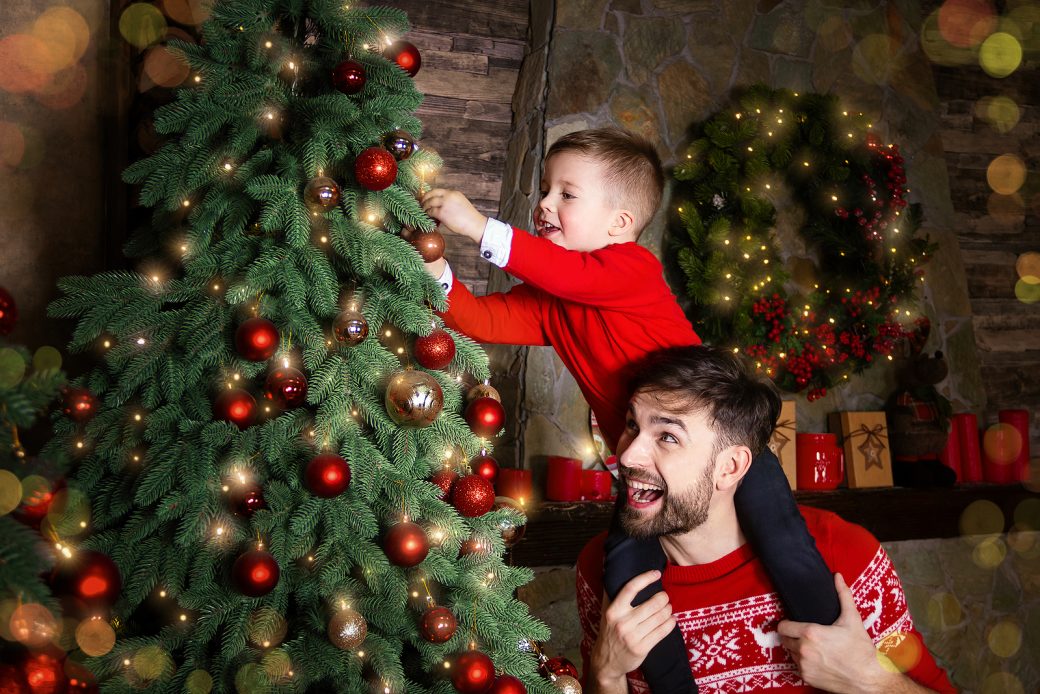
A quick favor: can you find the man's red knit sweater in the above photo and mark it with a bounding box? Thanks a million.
[577,507,957,693]
[437,228,700,450]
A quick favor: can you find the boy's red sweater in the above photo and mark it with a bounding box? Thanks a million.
[437,228,700,450]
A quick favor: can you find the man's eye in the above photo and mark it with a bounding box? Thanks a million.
[659,433,677,444]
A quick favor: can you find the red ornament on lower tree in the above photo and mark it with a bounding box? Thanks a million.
[213,388,256,430]
[383,521,429,567]
[430,467,458,500]
[50,550,122,608]
[414,328,455,370]
[470,455,499,483]
[22,651,66,694]
[232,549,280,597]
[451,474,495,518]
[465,397,505,438]
[354,146,398,191]
[231,483,266,517]
[61,386,98,423]
[385,40,421,76]
[419,605,457,644]
[331,59,366,95]
[305,454,351,498]
[452,650,494,694]
[235,317,280,361]
[489,675,527,694]
[265,367,308,408]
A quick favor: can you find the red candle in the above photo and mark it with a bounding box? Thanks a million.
[953,413,982,483]
[998,409,1031,484]
[546,456,583,501]
[938,427,962,482]
[496,468,533,503]
[581,469,614,501]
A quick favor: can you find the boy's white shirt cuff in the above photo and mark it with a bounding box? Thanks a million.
[478,217,512,267]
[436,263,455,294]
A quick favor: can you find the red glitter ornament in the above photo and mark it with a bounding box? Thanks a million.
[385,40,421,77]
[305,454,351,498]
[470,455,498,483]
[430,467,458,500]
[451,650,494,693]
[383,521,429,567]
[50,550,122,608]
[0,285,17,335]
[450,474,495,518]
[354,146,398,191]
[61,387,98,423]
[539,656,578,680]
[264,367,308,408]
[235,317,280,361]
[331,59,366,94]
[419,605,457,643]
[465,397,505,438]
[232,549,279,597]
[414,329,455,370]
[489,675,527,694]
[213,388,256,430]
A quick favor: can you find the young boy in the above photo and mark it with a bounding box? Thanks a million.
[420,128,839,693]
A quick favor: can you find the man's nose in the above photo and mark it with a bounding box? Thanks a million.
[618,433,650,470]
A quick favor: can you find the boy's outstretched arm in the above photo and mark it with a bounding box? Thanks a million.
[421,189,487,243]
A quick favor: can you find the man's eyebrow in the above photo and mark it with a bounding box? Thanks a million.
[649,414,687,431]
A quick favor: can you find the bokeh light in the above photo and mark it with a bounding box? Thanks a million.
[979,32,1023,77]
[1007,524,1040,558]
[185,670,213,694]
[45,486,91,537]
[132,644,173,681]
[986,154,1026,195]
[33,345,63,371]
[978,95,1021,133]
[925,591,963,631]
[0,121,26,168]
[982,672,1024,694]
[35,63,89,110]
[1014,497,1040,529]
[246,607,287,648]
[9,603,59,648]
[987,619,1022,658]
[261,649,292,683]
[0,348,26,388]
[20,474,53,515]
[75,617,116,656]
[960,499,1004,537]
[161,0,211,26]
[0,470,22,516]
[877,631,923,673]
[921,9,975,65]
[142,45,191,89]
[817,15,854,52]
[987,192,1025,225]
[119,4,167,50]
[235,663,268,694]
[1014,278,1040,303]
[973,535,1008,568]
[0,34,54,93]
[938,0,998,47]
[852,35,902,85]
[983,423,1023,466]
[1016,252,1040,284]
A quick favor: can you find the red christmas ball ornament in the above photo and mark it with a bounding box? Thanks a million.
[385,40,421,77]
[414,329,455,370]
[50,550,122,608]
[331,59,366,94]
[451,474,495,518]
[355,146,398,191]
[22,651,66,694]
[411,230,445,262]
[470,455,498,483]
[458,535,491,557]
[305,454,351,498]
[264,367,308,408]
[231,483,266,517]
[0,285,17,335]
[235,317,280,361]
[465,397,505,438]
[539,656,579,680]
[451,650,494,694]
[419,605,457,643]
[430,467,458,500]
[12,476,60,528]
[383,521,429,567]
[61,386,98,423]
[489,675,527,694]
[232,549,280,597]
[213,388,256,430]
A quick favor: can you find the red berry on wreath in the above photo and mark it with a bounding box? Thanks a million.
[331,59,366,94]
[236,317,279,361]
[383,521,429,567]
[232,549,280,597]
[451,650,494,693]
[419,605,457,643]
[466,396,505,438]
[385,40,421,77]
[415,328,455,370]
[355,146,397,191]
[451,474,495,518]
[61,386,98,423]
[214,388,256,429]
[305,454,351,497]
[265,367,308,408]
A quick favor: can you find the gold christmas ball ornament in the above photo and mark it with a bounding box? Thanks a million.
[493,496,527,548]
[333,308,369,345]
[467,383,501,403]
[552,675,582,694]
[328,607,367,650]
[385,369,443,427]
[304,176,341,211]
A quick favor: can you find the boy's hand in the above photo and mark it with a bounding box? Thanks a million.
[421,189,486,243]
[423,258,447,280]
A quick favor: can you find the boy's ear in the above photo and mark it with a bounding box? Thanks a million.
[608,208,637,238]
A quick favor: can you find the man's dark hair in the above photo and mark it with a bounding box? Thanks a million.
[629,345,782,458]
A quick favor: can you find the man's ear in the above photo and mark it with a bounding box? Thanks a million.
[715,445,754,491]
[608,208,636,238]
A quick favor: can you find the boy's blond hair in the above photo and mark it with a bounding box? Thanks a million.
[545,127,664,235]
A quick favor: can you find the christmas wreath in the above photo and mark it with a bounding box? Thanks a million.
[669,86,935,400]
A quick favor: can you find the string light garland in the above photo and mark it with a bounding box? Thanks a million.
[670,86,935,400]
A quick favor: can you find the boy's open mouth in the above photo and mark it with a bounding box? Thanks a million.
[536,221,560,237]
[626,479,664,509]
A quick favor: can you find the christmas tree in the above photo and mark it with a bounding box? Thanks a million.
[43,3,555,692]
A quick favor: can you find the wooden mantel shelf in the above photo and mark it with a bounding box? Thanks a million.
[510,484,1037,567]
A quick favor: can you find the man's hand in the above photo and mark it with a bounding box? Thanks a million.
[589,570,676,692]
[779,573,919,694]
[420,189,486,243]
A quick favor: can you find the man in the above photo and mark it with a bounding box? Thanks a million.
[578,346,955,693]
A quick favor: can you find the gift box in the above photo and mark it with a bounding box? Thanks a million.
[830,411,893,488]
[768,401,797,490]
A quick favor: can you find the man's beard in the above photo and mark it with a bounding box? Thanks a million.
[620,462,714,540]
